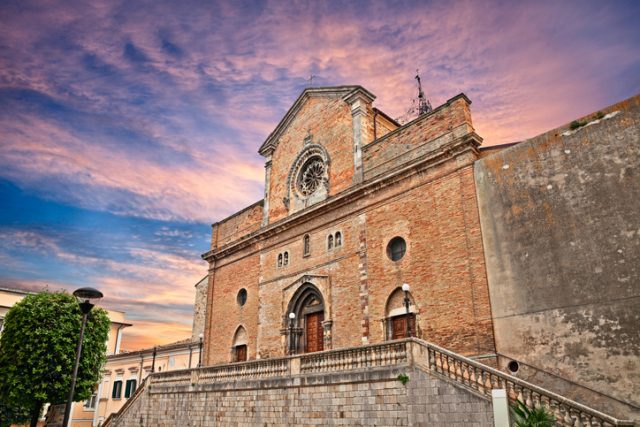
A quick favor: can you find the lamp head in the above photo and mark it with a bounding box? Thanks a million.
[401,283,410,292]
[199,333,203,339]
[73,287,103,314]
[73,287,103,301]
[288,312,296,320]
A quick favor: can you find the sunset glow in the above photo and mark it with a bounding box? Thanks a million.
[1,0,639,350]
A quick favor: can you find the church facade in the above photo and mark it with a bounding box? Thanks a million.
[200,85,640,418]
[201,86,495,364]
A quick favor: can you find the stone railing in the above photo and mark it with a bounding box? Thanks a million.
[413,338,635,427]
[103,338,634,427]
[198,357,289,381]
[300,340,408,373]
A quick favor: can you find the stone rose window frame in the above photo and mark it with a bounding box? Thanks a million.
[284,144,331,214]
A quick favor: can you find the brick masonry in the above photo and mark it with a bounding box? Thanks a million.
[202,87,494,366]
[112,366,493,427]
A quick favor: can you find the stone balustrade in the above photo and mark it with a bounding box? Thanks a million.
[416,338,635,427]
[103,338,635,427]
[299,340,408,373]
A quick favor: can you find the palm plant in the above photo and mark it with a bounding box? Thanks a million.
[510,400,556,427]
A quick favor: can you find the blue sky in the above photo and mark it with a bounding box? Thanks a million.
[1,0,639,349]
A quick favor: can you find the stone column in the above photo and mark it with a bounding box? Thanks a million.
[262,156,272,226]
[343,89,375,184]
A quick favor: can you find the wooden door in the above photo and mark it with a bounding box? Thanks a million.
[391,314,416,339]
[235,345,247,362]
[305,312,324,353]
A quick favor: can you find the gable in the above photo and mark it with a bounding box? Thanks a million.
[263,87,375,223]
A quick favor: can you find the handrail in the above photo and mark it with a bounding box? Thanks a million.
[411,338,635,426]
[495,352,640,411]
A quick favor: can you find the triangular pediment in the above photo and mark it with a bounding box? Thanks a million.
[258,85,375,157]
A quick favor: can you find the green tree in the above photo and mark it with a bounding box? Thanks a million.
[0,291,110,427]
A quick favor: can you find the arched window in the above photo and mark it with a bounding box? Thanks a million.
[277,253,283,268]
[232,326,248,362]
[283,251,289,266]
[335,231,342,247]
[327,234,334,250]
[303,235,310,257]
[385,288,416,340]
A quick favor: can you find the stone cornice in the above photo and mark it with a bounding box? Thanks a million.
[202,132,482,263]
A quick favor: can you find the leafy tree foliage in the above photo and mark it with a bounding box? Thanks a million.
[0,291,110,426]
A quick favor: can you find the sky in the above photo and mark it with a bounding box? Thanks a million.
[1,0,639,350]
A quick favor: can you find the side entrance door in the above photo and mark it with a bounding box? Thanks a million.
[305,312,324,353]
[391,314,416,339]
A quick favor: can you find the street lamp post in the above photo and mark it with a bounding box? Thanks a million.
[197,333,203,367]
[288,312,296,355]
[402,283,412,338]
[62,287,103,427]
[151,346,157,373]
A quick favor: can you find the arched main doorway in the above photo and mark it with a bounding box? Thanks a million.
[286,283,326,354]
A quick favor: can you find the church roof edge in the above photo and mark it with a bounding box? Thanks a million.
[258,85,376,157]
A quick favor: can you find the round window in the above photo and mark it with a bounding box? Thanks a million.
[507,360,520,374]
[386,237,407,261]
[237,289,247,306]
[296,156,325,196]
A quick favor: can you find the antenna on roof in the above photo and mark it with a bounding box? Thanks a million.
[394,70,434,124]
[307,74,317,87]
[415,69,432,115]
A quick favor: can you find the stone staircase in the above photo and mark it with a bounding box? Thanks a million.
[103,339,635,426]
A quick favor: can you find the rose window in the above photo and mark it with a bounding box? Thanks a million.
[297,157,325,196]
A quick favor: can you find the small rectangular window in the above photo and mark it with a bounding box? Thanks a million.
[83,393,97,409]
[124,379,137,398]
[112,380,122,399]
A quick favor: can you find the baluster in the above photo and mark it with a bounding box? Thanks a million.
[590,417,603,427]
[568,408,582,427]
[514,385,524,403]
[459,362,468,385]
[560,404,573,426]
[467,365,476,389]
[524,388,533,408]
[455,360,462,381]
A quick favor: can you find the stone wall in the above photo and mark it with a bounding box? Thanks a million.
[112,365,493,427]
[191,275,208,342]
[475,94,640,418]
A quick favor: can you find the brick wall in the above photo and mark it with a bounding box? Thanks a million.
[363,95,474,179]
[203,88,493,366]
[267,95,355,223]
[213,201,263,248]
